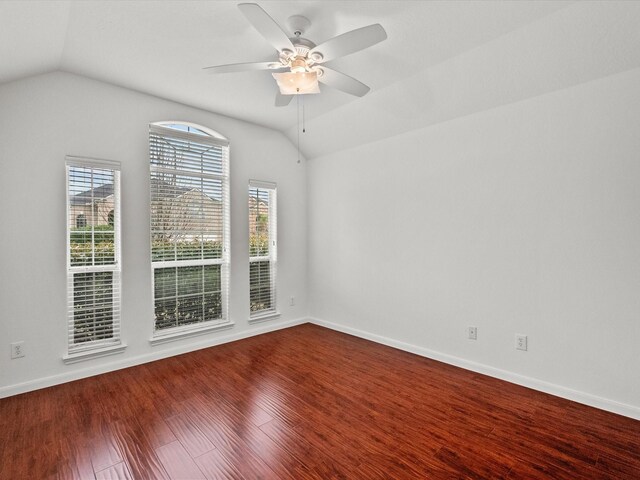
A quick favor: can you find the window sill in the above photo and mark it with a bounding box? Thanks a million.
[248,311,281,324]
[149,321,234,346]
[63,343,127,365]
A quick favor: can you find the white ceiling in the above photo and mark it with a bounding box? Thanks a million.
[2,1,640,159]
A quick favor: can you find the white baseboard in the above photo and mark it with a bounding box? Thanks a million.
[0,317,307,399]
[309,317,640,421]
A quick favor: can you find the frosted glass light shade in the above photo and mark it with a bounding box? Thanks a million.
[272,71,320,95]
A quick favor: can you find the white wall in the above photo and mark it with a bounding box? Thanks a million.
[308,67,640,418]
[0,71,307,395]
[2,65,638,420]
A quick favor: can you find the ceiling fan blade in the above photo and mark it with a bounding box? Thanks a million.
[238,3,295,54]
[309,24,387,63]
[275,92,293,107]
[317,67,370,97]
[203,61,285,74]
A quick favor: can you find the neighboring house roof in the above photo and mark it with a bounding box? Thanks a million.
[151,178,221,204]
[151,178,189,198]
[70,183,114,205]
[249,194,268,207]
[72,179,222,206]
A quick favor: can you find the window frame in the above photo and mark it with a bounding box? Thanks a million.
[248,180,278,322]
[63,156,125,363]
[149,123,231,344]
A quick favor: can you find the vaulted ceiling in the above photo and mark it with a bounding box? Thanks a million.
[2,1,639,159]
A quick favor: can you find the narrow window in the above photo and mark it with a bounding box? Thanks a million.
[150,123,230,340]
[66,157,122,358]
[249,180,277,319]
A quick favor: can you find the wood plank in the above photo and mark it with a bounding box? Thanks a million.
[595,452,640,480]
[95,462,133,480]
[194,449,245,480]
[165,413,216,458]
[109,417,171,480]
[155,441,206,480]
[88,427,124,473]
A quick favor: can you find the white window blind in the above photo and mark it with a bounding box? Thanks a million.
[150,124,230,336]
[66,156,121,354]
[249,180,277,317]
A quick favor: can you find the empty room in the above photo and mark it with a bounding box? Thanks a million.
[1,1,639,478]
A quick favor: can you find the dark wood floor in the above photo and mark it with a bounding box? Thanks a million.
[1,324,639,479]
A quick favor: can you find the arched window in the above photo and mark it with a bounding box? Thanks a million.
[156,121,226,140]
[76,214,87,228]
[149,121,230,340]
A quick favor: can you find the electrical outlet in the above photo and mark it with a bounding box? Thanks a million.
[11,341,25,359]
[468,326,477,340]
[289,296,295,306]
[515,334,528,351]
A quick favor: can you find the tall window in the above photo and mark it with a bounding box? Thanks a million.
[150,123,230,339]
[249,180,277,319]
[66,157,122,358]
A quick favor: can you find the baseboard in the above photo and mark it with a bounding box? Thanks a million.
[0,317,307,399]
[309,317,640,421]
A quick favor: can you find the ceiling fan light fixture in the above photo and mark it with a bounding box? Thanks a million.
[290,57,307,73]
[280,48,294,58]
[272,71,320,95]
[309,52,323,63]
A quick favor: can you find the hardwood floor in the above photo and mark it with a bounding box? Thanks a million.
[1,323,639,479]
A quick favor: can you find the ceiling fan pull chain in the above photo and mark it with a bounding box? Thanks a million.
[297,90,301,163]
[303,95,306,134]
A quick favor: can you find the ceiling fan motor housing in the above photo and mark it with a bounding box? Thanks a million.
[289,37,315,57]
[280,37,320,71]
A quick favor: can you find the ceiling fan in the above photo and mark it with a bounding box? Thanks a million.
[204,3,387,106]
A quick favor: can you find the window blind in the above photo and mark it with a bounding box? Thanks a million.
[249,180,277,316]
[150,124,230,335]
[66,157,121,353]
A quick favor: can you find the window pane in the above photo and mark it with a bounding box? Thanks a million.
[155,297,177,330]
[73,272,114,344]
[151,175,223,261]
[68,166,116,268]
[249,187,270,257]
[150,132,224,175]
[152,235,176,262]
[177,266,203,296]
[177,294,204,326]
[204,292,222,321]
[204,264,221,292]
[250,260,272,312]
[153,264,223,330]
[70,232,93,267]
[203,235,222,259]
[154,267,176,299]
[95,230,115,265]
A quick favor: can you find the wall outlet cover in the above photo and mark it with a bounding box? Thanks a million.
[11,341,25,359]
[516,334,528,351]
